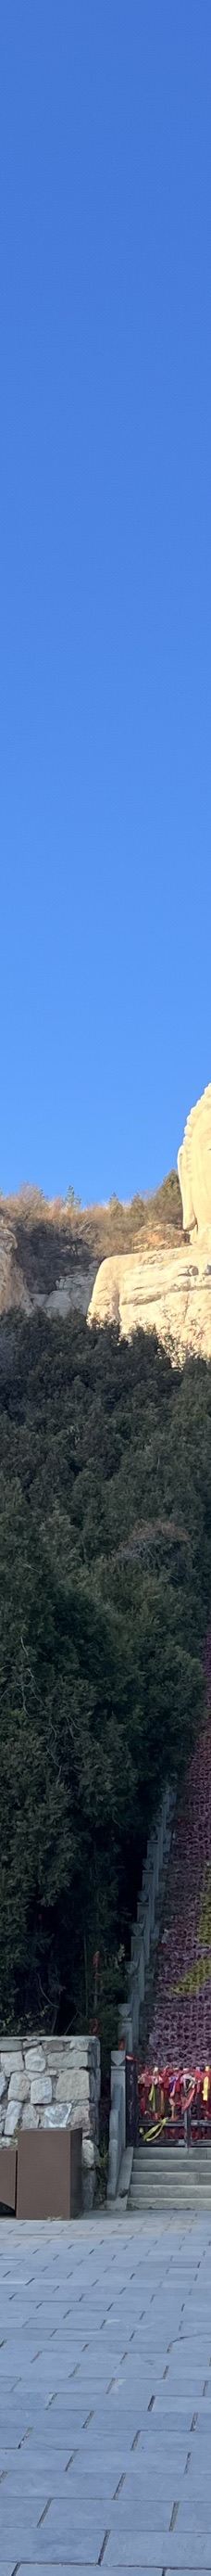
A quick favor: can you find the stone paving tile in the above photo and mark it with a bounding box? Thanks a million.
[106,2546,211,2568]
[2,2213,211,2568]
[31,2508,108,2555]
[0,2532,47,2561]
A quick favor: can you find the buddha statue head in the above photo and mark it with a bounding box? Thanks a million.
[178,1085,211,1237]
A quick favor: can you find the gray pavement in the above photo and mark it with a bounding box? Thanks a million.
[0,2213,211,2570]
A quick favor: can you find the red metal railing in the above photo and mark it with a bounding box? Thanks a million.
[137,2064,211,2146]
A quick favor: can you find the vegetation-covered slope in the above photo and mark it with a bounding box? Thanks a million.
[0,1168,181,1311]
[0,1310,210,2047]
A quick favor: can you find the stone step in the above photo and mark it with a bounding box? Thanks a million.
[129,2194,211,2207]
[131,2153,211,2173]
[130,2188,211,2200]
[130,2180,211,2199]
[130,2193,211,2204]
[130,2169,211,2186]
[129,2139,211,2205]
[132,2153,205,2165]
[129,2163,211,2184]
[131,2143,211,2161]
[130,2194,211,2208]
[130,2185,211,2199]
[130,2180,209,2194]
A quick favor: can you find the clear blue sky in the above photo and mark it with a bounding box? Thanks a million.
[1,3,211,1203]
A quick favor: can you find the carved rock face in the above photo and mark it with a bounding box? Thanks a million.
[88,1240,211,1359]
[89,1084,211,1361]
[178,1085,211,1236]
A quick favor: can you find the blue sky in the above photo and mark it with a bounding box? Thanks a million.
[1,2,211,1203]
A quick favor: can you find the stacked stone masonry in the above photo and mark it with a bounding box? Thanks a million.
[0,2034,100,2209]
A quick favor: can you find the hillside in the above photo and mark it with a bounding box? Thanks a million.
[0,1302,209,2048]
[0,1168,181,1320]
[2,1161,209,2072]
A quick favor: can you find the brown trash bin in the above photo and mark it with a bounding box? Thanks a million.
[0,2144,17,2212]
[17,2123,82,2220]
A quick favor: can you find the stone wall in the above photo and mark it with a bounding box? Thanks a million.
[0,2034,100,2210]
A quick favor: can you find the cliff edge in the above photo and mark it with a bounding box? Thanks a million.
[89,1087,211,1361]
[0,1173,181,1326]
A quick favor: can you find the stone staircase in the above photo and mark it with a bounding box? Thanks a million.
[148,1721,211,2067]
[128,1715,211,2213]
[129,2140,211,2210]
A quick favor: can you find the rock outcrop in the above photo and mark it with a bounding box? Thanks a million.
[2,1087,211,1359]
[0,1175,181,1328]
[89,1086,211,1361]
[0,1209,96,1324]
[0,1215,30,1314]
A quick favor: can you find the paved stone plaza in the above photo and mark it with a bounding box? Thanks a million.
[1,2212,211,2570]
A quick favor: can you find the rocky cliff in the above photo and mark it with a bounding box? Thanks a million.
[89,1087,211,1362]
[89,1236,211,1359]
[0,1175,181,1326]
[2,1093,211,1362]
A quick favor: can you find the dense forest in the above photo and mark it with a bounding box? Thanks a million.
[0,1307,210,2053]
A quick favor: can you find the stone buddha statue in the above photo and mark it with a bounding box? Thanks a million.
[178,1084,211,1240]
